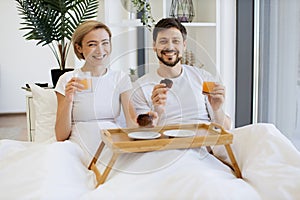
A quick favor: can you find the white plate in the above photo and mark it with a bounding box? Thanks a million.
[128,132,161,140]
[163,130,196,138]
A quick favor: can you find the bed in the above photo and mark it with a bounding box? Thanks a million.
[0,84,300,200]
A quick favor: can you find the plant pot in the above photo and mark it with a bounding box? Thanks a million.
[51,68,74,87]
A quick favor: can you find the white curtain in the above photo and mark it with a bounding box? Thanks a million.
[257,0,300,137]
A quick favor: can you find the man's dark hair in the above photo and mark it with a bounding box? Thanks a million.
[153,18,187,42]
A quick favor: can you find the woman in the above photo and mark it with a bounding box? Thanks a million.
[54,20,137,162]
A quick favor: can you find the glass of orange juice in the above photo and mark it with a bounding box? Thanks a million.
[75,71,92,93]
[202,81,215,95]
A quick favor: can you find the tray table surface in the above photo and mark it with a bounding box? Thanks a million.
[101,123,233,153]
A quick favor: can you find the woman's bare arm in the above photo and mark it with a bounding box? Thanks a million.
[55,92,73,141]
[55,77,83,141]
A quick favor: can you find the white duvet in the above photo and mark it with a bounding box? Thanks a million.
[0,123,300,200]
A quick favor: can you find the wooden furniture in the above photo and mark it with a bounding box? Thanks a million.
[89,123,242,187]
[25,92,35,141]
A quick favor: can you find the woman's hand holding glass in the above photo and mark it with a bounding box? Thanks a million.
[64,71,93,102]
[64,77,86,102]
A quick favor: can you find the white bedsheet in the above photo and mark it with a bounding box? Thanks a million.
[0,123,299,200]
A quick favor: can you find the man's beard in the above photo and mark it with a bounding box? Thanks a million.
[157,50,182,67]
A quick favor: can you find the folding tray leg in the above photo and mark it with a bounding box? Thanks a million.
[96,152,119,187]
[88,141,105,187]
[90,162,102,186]
[88,141,120,187]
[88,141,105,170]
[206,146,214,155]
[224,144,242,178]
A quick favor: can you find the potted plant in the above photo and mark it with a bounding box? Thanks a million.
[122,0,155,31]
[15,0,99,86]
[132,0,154,28]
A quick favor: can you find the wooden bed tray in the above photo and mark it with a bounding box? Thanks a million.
[88,123,242,187]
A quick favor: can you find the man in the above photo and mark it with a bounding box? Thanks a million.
[132,18,231,129]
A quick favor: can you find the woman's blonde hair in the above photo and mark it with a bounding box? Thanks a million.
[72,20,112,60]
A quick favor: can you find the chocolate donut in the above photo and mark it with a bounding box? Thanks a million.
[160,78,173,88]
[137,114,153,127]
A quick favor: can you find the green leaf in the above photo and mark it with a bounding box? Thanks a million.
[15,0,99,69]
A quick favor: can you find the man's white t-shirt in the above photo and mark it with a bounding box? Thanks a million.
[132,65,216,126]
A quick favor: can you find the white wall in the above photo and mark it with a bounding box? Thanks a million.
[0,1,58,113]
[219,0,236,127]
[0,0,76,113]
[100,0,138,73]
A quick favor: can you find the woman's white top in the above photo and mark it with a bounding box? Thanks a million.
[55,68,132,163]
[55,68,132,123]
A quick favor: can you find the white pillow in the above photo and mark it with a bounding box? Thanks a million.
[29,84,57,142]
